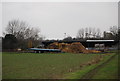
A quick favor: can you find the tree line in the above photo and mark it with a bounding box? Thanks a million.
[77,27,101,39]
[63,26,119,41]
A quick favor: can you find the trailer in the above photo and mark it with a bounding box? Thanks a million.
[28,48,61,53]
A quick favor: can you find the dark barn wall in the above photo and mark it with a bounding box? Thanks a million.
[42,40,119,48]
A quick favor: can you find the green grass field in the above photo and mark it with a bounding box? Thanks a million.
[63,52,118,79]
[2,52,118,79]
[92,53,118,79]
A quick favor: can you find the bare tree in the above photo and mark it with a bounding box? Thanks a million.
[108,26,119,40]
[6,19,29,39]
[85,27,88,38]
[88,27,92,38]
[77,28,84,38]
[92,28,96,38]
[6,19,42,40]
[109,26,118,35]
[96,28,101,38]
[5,19,43,49]
[77,27,101,39]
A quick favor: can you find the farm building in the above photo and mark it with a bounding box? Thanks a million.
[42,40,119,50]
[29,39,119,53]
[86,40,118,51]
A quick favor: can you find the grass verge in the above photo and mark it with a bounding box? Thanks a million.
[63,53,116,79]
[91,54,118,79]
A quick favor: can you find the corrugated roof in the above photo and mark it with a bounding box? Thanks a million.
[86,40,114,42]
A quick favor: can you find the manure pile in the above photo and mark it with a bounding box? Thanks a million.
[47,42,101,53]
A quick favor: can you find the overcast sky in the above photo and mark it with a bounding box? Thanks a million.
[2,2,118,40]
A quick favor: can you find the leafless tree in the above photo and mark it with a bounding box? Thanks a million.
[92,28,96,38]
[6,19,42,40]
[77,28,84,38]
[85,27,88,38]
[109,26,118,35]
[77,27,101,39]
[96,28,101,38]
[5,19,43,49]
[6,19,29,39]
[88,27,92,38]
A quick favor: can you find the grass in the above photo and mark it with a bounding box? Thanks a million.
[2,52,117,79]
[92,53,118,79]
[63,63,97,79]
[63,53,116,79]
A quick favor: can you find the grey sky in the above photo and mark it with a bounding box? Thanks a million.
[2,2,118,40]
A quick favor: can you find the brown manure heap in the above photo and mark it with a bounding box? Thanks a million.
[47,42,101,53]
